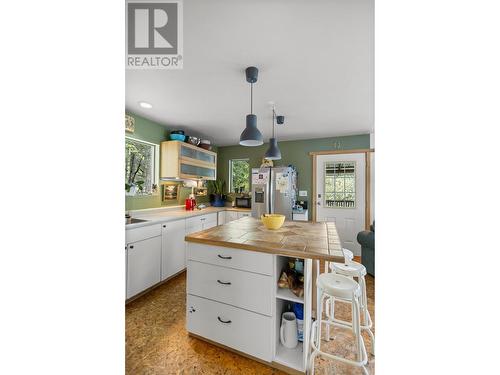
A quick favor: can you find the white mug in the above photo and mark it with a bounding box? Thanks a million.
[280,312,298,348]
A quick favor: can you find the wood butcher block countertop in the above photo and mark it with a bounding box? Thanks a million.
[185,216,345,262]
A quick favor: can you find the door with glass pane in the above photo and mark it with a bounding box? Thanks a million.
[315,153,365,255]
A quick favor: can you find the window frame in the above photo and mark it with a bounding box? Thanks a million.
[229,158,250,193]
[125,136,160,196]
[323,160,356,209]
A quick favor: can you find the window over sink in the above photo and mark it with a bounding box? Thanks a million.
[125,137,159,195]
[229,159,250,193]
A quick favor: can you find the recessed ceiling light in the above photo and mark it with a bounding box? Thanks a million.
[139,101,153,109]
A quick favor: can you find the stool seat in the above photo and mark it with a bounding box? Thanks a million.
[343,248,354,262]
[331,261,367,278]
[317,273,360,300]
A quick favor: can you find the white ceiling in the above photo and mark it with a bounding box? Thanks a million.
[126,0,374,146]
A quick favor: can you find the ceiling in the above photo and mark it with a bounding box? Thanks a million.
[126,0,374,146]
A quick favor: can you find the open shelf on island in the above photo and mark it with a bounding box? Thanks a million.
[276,287,304,304]
[274,342,304,372]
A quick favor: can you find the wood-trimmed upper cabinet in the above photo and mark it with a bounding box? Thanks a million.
[160,141,217,180]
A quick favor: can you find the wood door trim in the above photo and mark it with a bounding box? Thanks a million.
[312,149,374,227]
[312,154,317,223]
[365,152,371,230]
[309,148,374,156]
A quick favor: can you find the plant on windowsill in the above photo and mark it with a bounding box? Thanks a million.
[207,179,226,207]
[125,180,144,196]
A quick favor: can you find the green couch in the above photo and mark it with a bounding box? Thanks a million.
[357,222,374,276]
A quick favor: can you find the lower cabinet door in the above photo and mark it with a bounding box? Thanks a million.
[126,236,162,299]
[226,211,239,222]
[217,211,226,225]
[161,219,186,281]
[187,294,273,362]
[237,212,251,219]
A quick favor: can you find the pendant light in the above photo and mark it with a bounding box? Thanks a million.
[239,66,263,146]
[264,107,283,160]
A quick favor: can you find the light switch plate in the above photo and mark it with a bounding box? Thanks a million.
[299,190,307,197]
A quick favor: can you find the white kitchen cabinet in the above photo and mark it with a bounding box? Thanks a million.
[217,211,226,226]
[225,211,239,223]
[237,211,251,219]
[126,236,162,299]
[186,213,217,234]
[187,294,273,362]
[161,219,186,281]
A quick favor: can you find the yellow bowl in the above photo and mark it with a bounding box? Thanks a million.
[261,214,285,230]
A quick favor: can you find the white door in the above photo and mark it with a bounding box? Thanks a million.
[126,236,162,299]
[161,219,186,281]
[316,153,366,255]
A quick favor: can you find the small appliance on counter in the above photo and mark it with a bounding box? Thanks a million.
[235,196,251,208]
[292,200,308,221]
[185,192,196,210]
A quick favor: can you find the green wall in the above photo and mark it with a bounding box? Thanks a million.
[217,134,370,220]
[125,112,211,211]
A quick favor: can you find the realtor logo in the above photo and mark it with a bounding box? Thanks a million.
[126,0,183,69]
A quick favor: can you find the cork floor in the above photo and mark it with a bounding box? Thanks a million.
[126,272,375,375]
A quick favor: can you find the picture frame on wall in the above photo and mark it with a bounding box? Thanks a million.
[163,184,179,201]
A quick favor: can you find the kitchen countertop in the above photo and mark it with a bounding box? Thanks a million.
[185,216,345,262]
[126,206,251,230]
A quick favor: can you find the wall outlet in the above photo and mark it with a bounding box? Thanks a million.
[299,190,307,197]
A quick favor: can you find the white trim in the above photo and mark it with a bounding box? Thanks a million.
[125,136,160,196]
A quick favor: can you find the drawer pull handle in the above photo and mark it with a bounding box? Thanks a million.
[217,279,231,285]
[217,316,232,324]
[217,255,232,260]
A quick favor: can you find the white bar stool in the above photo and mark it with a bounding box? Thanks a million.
[327,261,374,353]
[321,248,354,327]
[322,248,354,274]
[308,273,369,375]
[343,248,354,263]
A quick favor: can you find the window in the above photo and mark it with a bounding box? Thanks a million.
[324,161,356,208]
[125,137,159,195]
[229,159,250,193]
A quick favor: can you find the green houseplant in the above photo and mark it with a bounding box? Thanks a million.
[207,179,226,207]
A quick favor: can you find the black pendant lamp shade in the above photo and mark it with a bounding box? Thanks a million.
[264,108,283,160]
[264,137,281,160]
[240,67,263,146]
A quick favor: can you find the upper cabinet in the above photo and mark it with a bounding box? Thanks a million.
[160,141,217,180]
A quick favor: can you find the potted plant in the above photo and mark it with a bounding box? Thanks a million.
[125,180,144,196]
[208,179,226,207]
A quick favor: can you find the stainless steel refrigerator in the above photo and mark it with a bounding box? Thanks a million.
[251,166,297,220]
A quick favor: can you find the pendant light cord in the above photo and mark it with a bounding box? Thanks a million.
[250,83,253,114]
[272,108,276,138]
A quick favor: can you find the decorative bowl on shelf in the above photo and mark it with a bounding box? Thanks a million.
[187,136,200,146]
[261,214,285,230]
[169,134,186,141]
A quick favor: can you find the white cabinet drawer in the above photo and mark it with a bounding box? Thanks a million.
[186,213,217,230]
[187,294,273,362]
[203,212,218,224]
[187,243,273,276]
[126,224,161,244]
[188,260,273,316]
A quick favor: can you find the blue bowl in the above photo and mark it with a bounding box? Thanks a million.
[169,134,186,141]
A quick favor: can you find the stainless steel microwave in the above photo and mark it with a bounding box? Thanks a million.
[235,197,251,208]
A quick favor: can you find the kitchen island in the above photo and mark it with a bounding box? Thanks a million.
[185,217,344,374]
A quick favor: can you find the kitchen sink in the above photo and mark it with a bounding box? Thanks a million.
[126,218,149,225]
